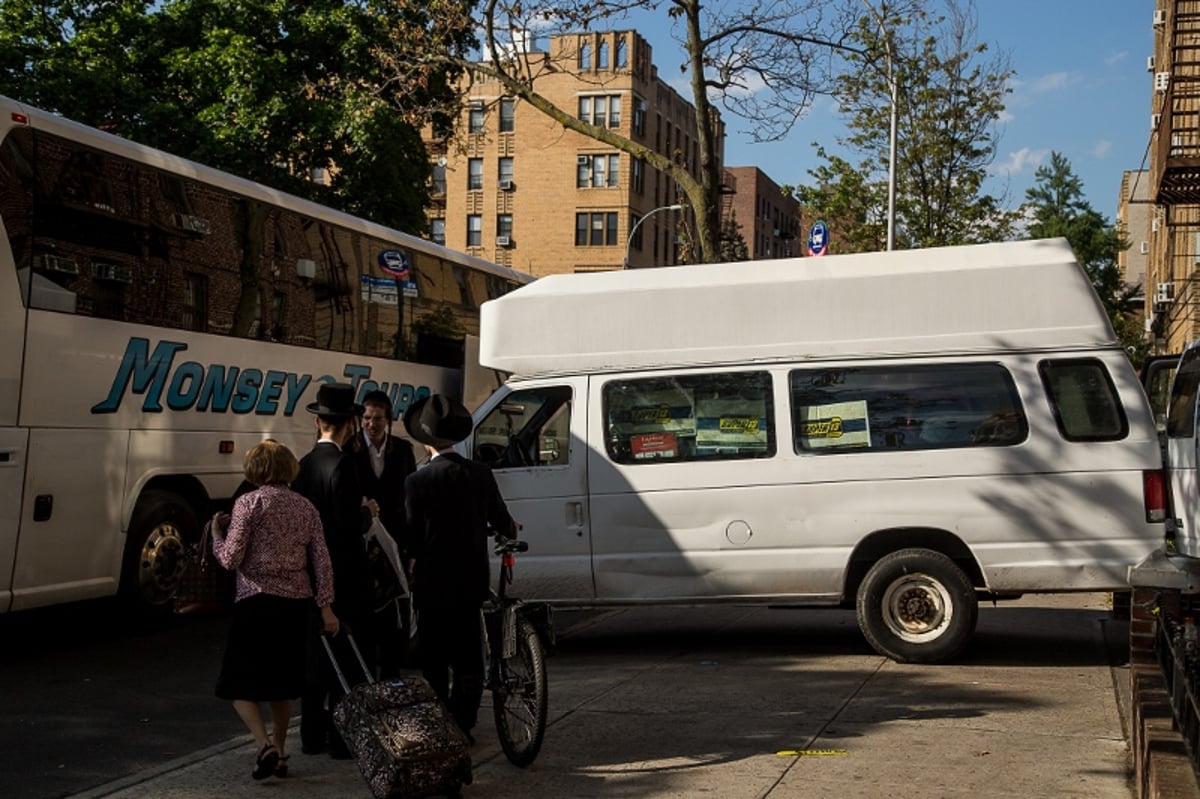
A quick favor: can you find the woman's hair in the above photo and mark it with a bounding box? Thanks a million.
[243,439,299,486]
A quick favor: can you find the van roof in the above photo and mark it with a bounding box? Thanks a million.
[478,237,1117,377]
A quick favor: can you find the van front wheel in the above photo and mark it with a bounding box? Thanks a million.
[856,548,977,664]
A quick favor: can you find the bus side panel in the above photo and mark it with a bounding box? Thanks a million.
[0,428,28,611]
[0,216,22,427]
[11,429,128,611]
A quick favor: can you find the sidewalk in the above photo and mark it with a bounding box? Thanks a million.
[72,595,1134,799]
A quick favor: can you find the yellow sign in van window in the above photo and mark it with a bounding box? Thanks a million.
[799,400,871,449]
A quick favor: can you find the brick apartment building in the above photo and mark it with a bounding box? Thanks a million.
[427,30,717,277]
[722,166,802,259]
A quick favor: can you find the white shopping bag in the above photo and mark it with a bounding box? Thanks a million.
[365,518,417,637]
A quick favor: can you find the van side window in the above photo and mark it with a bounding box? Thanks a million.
[1166,348,1200,438]
[473,386,572,468]
[602,372,774,464]
[790,363,1027,453]
[1038,359,1128,441]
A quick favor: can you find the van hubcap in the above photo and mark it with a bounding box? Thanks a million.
[882,575,951,642]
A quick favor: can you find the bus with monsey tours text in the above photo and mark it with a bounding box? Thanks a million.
[0,95,532,613]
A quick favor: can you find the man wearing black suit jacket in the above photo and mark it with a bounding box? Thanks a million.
[402,393,517,743]
[354,389,417,678]
[292,382,378,758]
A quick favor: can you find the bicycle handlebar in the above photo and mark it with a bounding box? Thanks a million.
[494,536,529,555]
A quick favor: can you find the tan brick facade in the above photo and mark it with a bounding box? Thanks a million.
[428,31,716,277]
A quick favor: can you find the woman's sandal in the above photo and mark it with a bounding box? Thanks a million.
[252,744,280,780]
[275,754,290,778]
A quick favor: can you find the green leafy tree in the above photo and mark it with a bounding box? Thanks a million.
[790,0,1018,252]
[1023,151,1144,362]
[719,217,750,262]
[0,0,474,233]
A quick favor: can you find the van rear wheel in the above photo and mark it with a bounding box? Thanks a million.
[856,548,977,664]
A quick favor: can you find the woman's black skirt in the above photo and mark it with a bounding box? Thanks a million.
[215,593,310,702]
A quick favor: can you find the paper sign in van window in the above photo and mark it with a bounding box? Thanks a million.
[631,432,678,459]
[799,400,870,448]
[695,398,769,453]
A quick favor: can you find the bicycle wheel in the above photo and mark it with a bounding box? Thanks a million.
[492,615,547,767]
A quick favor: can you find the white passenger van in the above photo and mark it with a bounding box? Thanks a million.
[1164,342,1200,557]
[468,238,1167,663]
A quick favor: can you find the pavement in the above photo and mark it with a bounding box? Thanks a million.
[69,594,1135,799]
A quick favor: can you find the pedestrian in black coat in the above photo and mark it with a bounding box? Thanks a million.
[402,393,517,742]
[354,389,418,677]
[291,382,378,759]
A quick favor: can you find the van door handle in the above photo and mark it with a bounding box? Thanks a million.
[566,502,584,534]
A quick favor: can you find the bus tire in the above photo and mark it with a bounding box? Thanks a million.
[855,548,977,664]
[120,490,198,611]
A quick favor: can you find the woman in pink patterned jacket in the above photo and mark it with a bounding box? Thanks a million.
[212,439,339,780]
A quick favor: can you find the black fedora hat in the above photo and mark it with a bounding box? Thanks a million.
[403,394,473,449]
[305,382,364,418]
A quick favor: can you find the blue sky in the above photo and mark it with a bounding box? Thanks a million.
[621,1,1153,222]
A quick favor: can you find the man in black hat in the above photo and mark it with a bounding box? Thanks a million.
[402,393,517,743]
[292,382,378,758]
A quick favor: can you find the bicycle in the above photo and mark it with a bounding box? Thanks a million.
[482,535,550,767]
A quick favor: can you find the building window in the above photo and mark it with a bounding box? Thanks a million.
[616,39,628,68]
[634,97,646,136]
[467,214,482,247]
[181,272,207,331]
[498,157,514,184]
[499,98,515,132]
[497,214,513,238]
[574,212,619,246]
[609,96,621,127]
[468,158,483,190]
[629,213,644,252]
[579,96,592,125]
[431,218,446,245]
[632,159,644,195]
[598,42,609,69]
[469,103,485,133]
[580,94,621,128]
[594,96,607,128]
[578,154,620,188]
[431,162,446,196]
[579,42,591,70]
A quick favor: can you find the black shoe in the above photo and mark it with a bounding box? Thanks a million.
[252,744,280,780]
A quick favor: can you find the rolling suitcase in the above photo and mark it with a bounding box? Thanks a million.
[321,633,473,798]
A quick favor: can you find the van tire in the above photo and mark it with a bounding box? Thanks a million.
[856,548,977,664]
[120,490,198,612]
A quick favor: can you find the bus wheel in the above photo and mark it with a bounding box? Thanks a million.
[855,548,977,664]
[121,490,198,610]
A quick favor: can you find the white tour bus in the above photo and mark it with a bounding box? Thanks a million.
[0,96,530,613]
[466,238,1167,663]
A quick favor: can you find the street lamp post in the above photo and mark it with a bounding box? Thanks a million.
[860,0,897,251]
[623,204,683,268]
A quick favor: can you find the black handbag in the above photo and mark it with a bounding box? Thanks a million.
[174,519,235,615]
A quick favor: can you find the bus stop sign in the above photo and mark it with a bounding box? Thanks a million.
[808,221,828,257]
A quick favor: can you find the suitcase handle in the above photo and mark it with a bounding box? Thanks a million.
[320,629,374,693]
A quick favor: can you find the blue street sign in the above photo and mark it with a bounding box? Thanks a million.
[807,220,828,257]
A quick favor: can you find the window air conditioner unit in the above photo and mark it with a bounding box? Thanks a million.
[498,179,514,191]
[1155,9,1167,27]
[93,262,134,283]
[577,155,591,165]
[173,213,211,234]
[1153,218,1161,232]
[1152,113,1162,129]
[1155,282,1175,303]
[1141,241,1150,254]
[1156,72,1171,93]
[1148,55,1156,72]
[36,253,79,274]
[496,235,511,247]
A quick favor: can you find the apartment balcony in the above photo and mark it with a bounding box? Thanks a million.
[1154,3,1200,205]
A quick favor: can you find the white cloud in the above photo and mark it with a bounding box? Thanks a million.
[993,147,1049,178]
[1093,140,1113,158]
[1025,72,1073,93]
[1105,51,1128,66]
